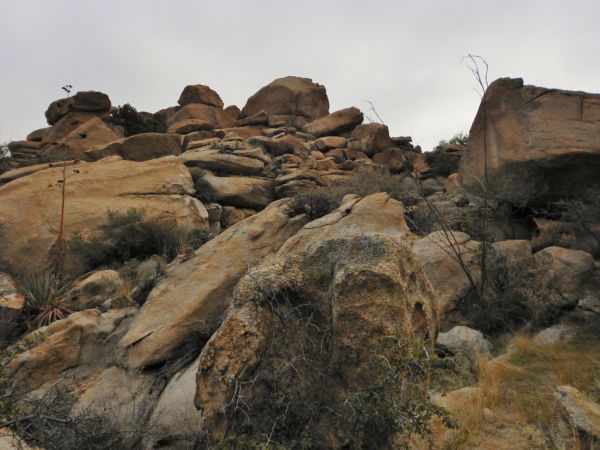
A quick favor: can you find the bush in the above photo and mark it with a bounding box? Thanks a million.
[433,132,468,152]
[291,168,419,220]
[105,104,166,137]
[65,209,212,275]
[20,272,72,328]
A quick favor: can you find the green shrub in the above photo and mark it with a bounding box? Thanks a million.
[105,103,166,136]
[20,272,72,328]
[65,209,212,275]
[433,132,468,152]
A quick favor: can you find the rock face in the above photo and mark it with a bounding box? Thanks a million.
[178,84,224,108]
[0,157,208,272]
[533,246,595,298]
[194,194,437,444]
[350,123,392,156]
[242,76,329,127]
[460,78,600,205]
[118,200,307,369]
[86,133,183,161]
[196,171,274,209]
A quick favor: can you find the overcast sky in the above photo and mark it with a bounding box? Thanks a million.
[1,0,599,150]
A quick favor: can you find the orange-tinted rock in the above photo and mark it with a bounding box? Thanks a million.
[303,107,363,137]
[350,123,392,156]
[177,84,224,108]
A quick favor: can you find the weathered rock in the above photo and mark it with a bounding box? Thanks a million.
[492,239,532,268]
[444,173,462,192]
[86,133,183,161]
[10,308,137,389]
[235,111,269,126]
[533,323,577,345]
[302,107,363,137]
[533,246,595,298]
[220,206,256,228]
[145,355,203,448]
[178,84,224,108]
[195,198,436,442]
[372,147,405,173]
[118,200,307,368]
[0,157,208,272]
[45,91,111,125]
[0,160,79,184]
[460,78,600,205]
[412,231,480,318]
[26,126,51,142]
[349,123,392,156]
[436,325,491,362]
[69,270,127,310]
[315,136,347,151]
[242,76,329,125]
[40,117,119,162]
[0,273,25,341]
[42,112,100,145]
[554,385,600,440]
[196,171,274,209]
[171,103,222,128]
[167,119,214,134]
[180,148,266,176]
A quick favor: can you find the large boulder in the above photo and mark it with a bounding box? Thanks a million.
[40,117,120,162]
[178,84,224,108]
[412,231,480,319]
[242,76,329,127]
[118,200,308,368]
[194,194,437,445]
[45,91,111,125]
[554,385,600,441]
[195,171,274,209]
[170,103,222,128]
[302,107,364,137]
[349,123,392,156]
[460,78,600,205]
[0,157,208,273]
[181,148,267,176]
[86,133,183,161]
[533,246,595,298]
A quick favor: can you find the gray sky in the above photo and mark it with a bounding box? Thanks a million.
[1,0,599,151]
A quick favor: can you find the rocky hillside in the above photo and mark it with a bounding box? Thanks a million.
[0,76,599,449]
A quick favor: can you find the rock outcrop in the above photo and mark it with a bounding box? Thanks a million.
[0,157,207,272]
[460,78,600,205]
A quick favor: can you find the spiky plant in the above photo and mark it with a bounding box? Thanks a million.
[21,273,72,328]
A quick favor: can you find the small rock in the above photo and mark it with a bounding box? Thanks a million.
[436,325,492,363]
[554,385,600,440]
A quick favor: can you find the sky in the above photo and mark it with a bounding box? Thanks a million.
[1,0,599,151]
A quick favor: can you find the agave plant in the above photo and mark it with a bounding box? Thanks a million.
[21,273,72,328]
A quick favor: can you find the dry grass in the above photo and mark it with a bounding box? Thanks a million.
[435,327,600,449]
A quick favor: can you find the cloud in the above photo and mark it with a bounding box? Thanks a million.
[1,0,599,150]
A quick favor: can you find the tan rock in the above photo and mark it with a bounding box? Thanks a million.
[41,112,99,145]
[0,157,208,272]
[40,117,119,162]
[86,133,183,161]
[302,107,363,137]
[220,206,256,228]
[10,308,137,389]
[444,173,462,192]
[533,246,595,297]
[350,123,392,156]
[26,126,51,142]
[0,160,79,184]
[460,78,600,204]
[216,126,263,140]
[178,84,224,108]
[167,119,214,134]
[412,231,480,317]
[69,270,127,310]
[118,200,308,368]
[195,198,436,442]
[372,147,405,173]
[242,76,329,124]
[171,103,222,127]
[315,136,347,151]
[197,171,274,209]
[554,385,600,439]
[181,148,266,176]
[45,91,111,125]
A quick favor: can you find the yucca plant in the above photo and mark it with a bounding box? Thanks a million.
[21,273,72,328]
